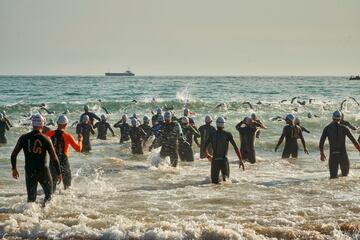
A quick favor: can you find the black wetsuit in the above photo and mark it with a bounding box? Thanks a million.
[159,122,180,167]
[340,120,357,131]
[129,126,147,154]
[237,126,258,163]
[76,123,95,152]
[151,114,162,126]
[276,125,305,159]
[114,122,130,143]
[319,121,359,178]
[140,123,153,141]
[0,120,10,144]
[94,121,114,140]
[204,130,238,184]
[80,112,101,125]
[178,126,200,161]
[198,124,216,159]
[298,124,310,134]
[49,130,71,191]
[11,130,60,202]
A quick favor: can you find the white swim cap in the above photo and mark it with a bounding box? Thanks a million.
[216,116,226,128]
[32,114,45,127]
[57,115,68,124]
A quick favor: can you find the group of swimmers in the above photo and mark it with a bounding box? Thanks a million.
[2,105,360,206]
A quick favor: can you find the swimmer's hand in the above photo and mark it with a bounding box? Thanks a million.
[12,168,19,179]
[320,153,326,161]
[206,154,213,162]
[56,175,62,185]
[239,159,245,171]
[304,148,309,155]
[274,146,278,152]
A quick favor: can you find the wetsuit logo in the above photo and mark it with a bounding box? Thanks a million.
[32,139,43,154]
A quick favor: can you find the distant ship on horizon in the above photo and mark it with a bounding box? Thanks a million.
[349,75,360,80]
[105,70,135,76]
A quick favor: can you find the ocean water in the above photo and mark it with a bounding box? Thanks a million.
[0,76,359,240]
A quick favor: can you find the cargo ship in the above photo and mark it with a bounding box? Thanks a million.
[349,75,360,80]
[105,70,135,76]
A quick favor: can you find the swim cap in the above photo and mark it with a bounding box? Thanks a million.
[32,114,45,127]
[164,111,172,120]
[143,115,150,123]
[101,114,107,121]
[251,113,257,120]
[205,115,212,124]
[82,115,90,122]
[84,105,89,111]
[332,110,342,120]
[57,115,68,125]
[132,113,137,119]
[156,108,162,114]
[244,117,252,125]
[285,114,295,122]
[184,108,189,116]
[122,114,127,121]
[216,116,226,128]
[157,115,164,122]
[131,118,138,127]
[181,117,189,124]
[294,117,300,124]
[1,110,6,116]
[0,113,3,120]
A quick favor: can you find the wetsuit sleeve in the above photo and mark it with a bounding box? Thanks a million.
[47,138,61,175]
[92,113,101,121]
[235,121,243,131]
[204,133,212,149]
[228,132,239,151]
[90,125,95,134]
[93,122,98,129]
[344,121,357,131]
[5,117,13,127]
[300,125,310,133]
[107,123,115,135]
[114,121,121,128]
[10,136,23,169]
[298,129,307,150]
[190,126,200,144]
[344,127,359,147]
[275,127,286,148]
[319,127,328,151]
[65,133,82,152]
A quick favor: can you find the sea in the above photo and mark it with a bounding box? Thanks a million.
[0,76,359,240]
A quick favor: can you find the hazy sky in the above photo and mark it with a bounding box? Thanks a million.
[0,0,359,75]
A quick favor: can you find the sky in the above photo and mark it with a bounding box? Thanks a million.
[0,0,359,76]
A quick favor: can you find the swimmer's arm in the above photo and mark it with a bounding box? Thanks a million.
[113,121,121,128]
[10,137,23,171]
[275,129,285,151]
[107,123,115,136]
[319,127,328,160]
[90,125,95,135]
[299,130,308,154]
[91,112,101,121]
[66,133,82,153]
[229,133,244,170]
[47,140,61,176]
[345,128,360,150]
[4,117,13,127]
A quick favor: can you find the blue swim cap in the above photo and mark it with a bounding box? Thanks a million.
[332,110,342,120]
